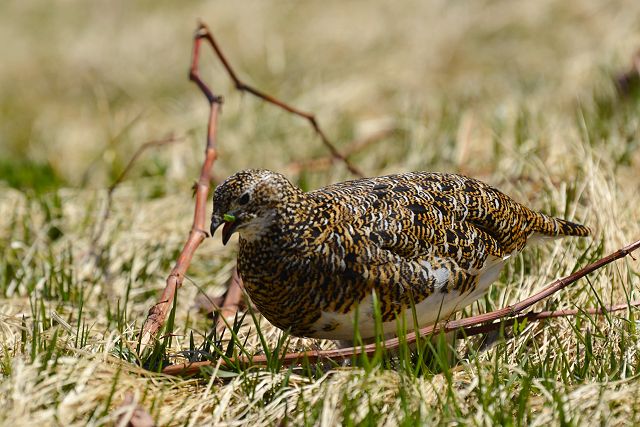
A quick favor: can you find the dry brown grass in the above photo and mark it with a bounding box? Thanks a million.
[1,0,640,425]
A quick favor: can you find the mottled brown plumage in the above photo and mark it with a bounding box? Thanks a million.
[210,170,589,340]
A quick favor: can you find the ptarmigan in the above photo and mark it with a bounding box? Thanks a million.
[210,169,589,340]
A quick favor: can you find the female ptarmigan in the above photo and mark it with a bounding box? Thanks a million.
[210,170,589,340]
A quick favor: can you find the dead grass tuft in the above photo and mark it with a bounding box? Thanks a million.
[1,0,640,425]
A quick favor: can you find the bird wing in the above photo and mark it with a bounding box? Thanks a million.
[313,172,531,269]
[305,172,537,318]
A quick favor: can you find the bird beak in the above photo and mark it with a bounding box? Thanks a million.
[210,213,238,245]
[221,221,238,245]
[210,216,222,238]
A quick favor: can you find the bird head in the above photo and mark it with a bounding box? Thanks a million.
[210,169,299,245]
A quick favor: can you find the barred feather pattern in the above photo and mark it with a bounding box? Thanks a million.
[211,170,590,339]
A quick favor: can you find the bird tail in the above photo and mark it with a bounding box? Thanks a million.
[530,213,591,237]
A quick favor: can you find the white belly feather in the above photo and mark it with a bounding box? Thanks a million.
[309,257,507,340]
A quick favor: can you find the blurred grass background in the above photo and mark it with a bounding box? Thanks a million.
[3,0,639,189]
[1,0,640,425]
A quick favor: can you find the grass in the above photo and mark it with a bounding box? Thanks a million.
[1,0,640,425]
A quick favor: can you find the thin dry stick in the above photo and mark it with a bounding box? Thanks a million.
[197,17,366,328]
[139,26,222,352]
[460,300,640,337]
[286,127,396,174]
[140,22,369,351]
[90,134,183,254]
[162,238,640,376]
[194,21,363,177]
[163,300,640,376]
[218,268,245,323]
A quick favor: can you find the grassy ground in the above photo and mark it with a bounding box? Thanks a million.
[1,0,640,425]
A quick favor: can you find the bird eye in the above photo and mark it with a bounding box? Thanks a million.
[238,192,250,205]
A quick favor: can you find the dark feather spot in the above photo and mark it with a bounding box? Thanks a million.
[344,252,357,263]
[471,221,502,245]
[373,230,394,247]
[433,204,448,218]
[372,184,389,191]
[393,186,410,192]
[342,268,359,281]
[440,183,453,192]
[433,194,449,204]
[374,191,387,199]
[406,204,427,214]
[463,182,477,193]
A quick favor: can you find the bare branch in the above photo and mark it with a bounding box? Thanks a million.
[286,127,395,174]
[194,21,363,177]
[217,268,245,326]
[162,238,640,376]
[139,21,370,353]
[459,300,640,337]
[138,26,223,352]
[89,134,183,256]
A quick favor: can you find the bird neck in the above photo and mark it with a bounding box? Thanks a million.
[239,190,313,247]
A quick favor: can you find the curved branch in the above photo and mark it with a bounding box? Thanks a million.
[139,27,222,353]
[163,238,640,375]
[195,21,363,177]
[139,22,369,353]
[286,127,395,174]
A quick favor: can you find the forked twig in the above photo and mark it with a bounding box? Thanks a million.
[460,300,640,336]
[194,21,363,177]
[138,26,222,352]
[162,238,640,376]
[139,22,364,352]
